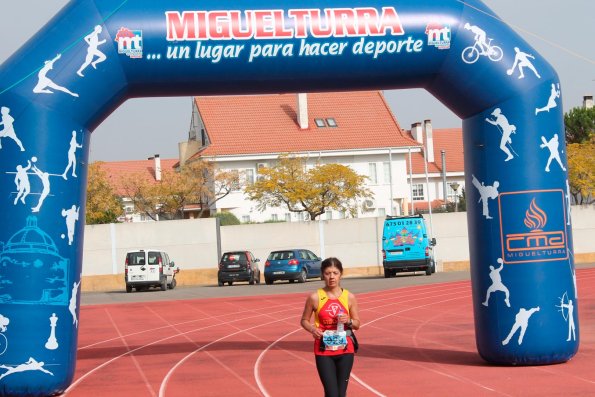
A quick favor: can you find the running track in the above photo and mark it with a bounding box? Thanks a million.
[66,268,595,396]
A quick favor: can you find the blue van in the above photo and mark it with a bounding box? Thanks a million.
[381,214,436,277]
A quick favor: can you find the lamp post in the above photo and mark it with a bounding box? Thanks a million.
[451,182,460,212]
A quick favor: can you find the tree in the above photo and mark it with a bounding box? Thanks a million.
[212,212,241,226]
[566,142,594,204]
[564,106,595,144]
[244,155,372,220]
[86,162,123,224]
[119,159,237,220]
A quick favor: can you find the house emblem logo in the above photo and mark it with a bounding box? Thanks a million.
[115,27,143,58]
[499,190,568,264]
[425,23,451,49]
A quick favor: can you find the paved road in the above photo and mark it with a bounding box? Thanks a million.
[81,270,472,306]
[82,262,594,306]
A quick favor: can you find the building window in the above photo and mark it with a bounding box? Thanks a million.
[242,215,251,223]
[378,208,386,217]
[285,213,291,222]
[315,118,326,127]
[412,183,425,201]
[368,163,377,184]
[231,169,240,191]
[338,211,345,219]
[245,169,255,185]
[383,162,391,184]
[271,214,278,222]
[326,211,333,220]
[326,118,337,127]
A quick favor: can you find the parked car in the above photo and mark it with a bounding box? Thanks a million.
[218,251,261,286]
[381,214,436,277]
[264,249,322,284]
[124,249,179,292]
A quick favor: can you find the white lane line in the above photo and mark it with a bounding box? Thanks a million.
[254,288,471,396]
[66,306,296,394]
[158,316,295,397]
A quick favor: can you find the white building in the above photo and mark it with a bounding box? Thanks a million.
[101,91,466,222]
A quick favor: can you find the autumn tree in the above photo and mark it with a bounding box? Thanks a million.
[564,105,595,144]
[86,162,123,224]
[244,155,372,220]
[119,159,237,220]
[566,142,594,204]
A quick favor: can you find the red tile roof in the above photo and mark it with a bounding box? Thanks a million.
[95,159,178,196]
[406,128,464,174]
[190,91,421,158]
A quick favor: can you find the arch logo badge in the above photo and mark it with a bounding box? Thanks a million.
[499,190,568,264]
[115,27,143,58]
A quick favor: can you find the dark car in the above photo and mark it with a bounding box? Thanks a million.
[264,249,322,284]
[217,251,261,286]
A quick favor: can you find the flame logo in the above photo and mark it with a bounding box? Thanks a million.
[524,198,547,231]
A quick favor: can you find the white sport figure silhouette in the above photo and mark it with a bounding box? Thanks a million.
[482,258,510,307]
[507,47,541,79]
[539,134,566,172]
[77,25,107,77]
[33,54,79,97]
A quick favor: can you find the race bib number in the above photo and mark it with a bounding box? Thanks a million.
[322,330,347,351]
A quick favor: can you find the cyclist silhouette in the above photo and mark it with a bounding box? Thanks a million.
[462,23,503,64]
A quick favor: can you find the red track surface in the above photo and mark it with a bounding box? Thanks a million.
[66,268,595,396]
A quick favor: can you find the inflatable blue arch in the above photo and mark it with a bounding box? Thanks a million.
[0,0,578,394]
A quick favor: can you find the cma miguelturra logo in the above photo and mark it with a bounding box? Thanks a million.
[115,27,143,58]
[499,190,568,264]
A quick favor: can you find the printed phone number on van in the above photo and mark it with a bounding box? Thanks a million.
[385,220,421,226]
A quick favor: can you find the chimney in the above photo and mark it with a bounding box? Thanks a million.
[584,95,594,109]
[411,122,423,143]
[297,93,308,129]
[152,154,162,181]
[423,119,435,163]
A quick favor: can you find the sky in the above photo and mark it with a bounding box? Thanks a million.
[0,0,593,162]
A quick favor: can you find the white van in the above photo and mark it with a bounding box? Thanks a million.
[125,249,179,292]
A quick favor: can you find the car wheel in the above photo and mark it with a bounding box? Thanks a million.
[265,278,273,285]
[289,279,295,283]
[126,285,132,293]
[298,270,307,283]
[169,278,177,289]
[161,278,167,291]
[249,273,255,285]
[228,281,233,286]
[218,280,224,287]
[256,271,261,284]
[384,269,390,278]
[425,267,432,276]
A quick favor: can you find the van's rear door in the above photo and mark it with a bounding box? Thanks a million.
[145,251,162,282]
[126,251,147,282]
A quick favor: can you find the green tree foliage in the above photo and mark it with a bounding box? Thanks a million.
[244,155,372,220]
[212,211,241,226]
[86,162,123,224]
[567,142,594,204]
[119,159,237,220]
[564,106,595,144]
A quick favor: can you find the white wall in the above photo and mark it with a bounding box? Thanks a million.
[81,205,594,276]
